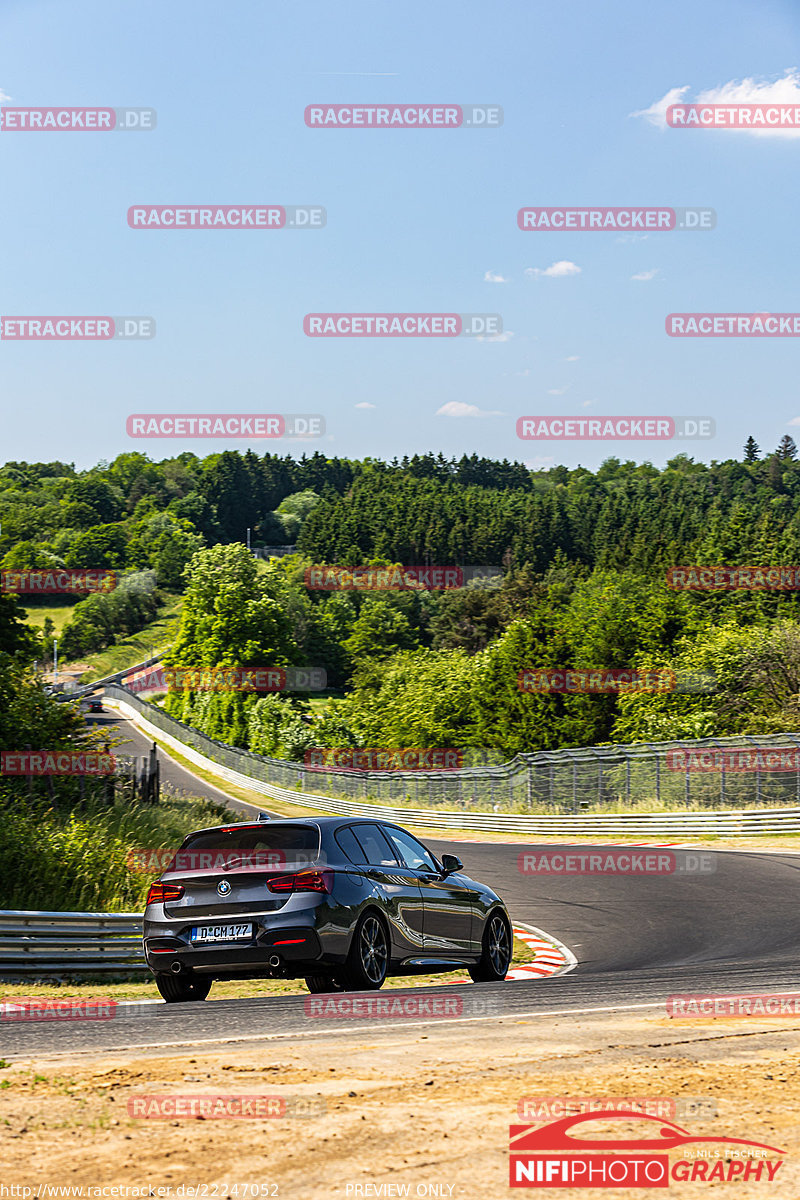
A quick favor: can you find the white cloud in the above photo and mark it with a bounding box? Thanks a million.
[528,455,555,466]
[787,416,800,426]
[564,355,580,362]
[616,233,650,244]
[632,69,800,138]
[354,402,376,409]
[436,401,505,418]
[631,268,659,281]
[582,400,595,408]
[547,387,568,396]
[630,85,691,128]
[525,261,581,279]
[0,89,11,104]
[484,269,509,283]
[476,330,514,343]
[515,368,531,377]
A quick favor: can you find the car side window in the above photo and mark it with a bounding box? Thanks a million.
[349,823,399,866]
[334,826,364,864]
[383,826,438,871]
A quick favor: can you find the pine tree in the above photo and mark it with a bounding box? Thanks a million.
[743,436,760,463]
[777,434,797,461]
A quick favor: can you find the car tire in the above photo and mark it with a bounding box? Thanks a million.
[154,972,212,1003]
[468,910,512,983]
[340,911,389,990]
[304,974,346,994]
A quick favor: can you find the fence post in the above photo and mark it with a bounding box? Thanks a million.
[25,742,32,809]
[655,752,661,805]
[105,741,115,805]
[148,743,158,803]
[572,763,577,814]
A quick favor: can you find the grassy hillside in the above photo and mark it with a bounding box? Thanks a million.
[73,595,183,680]
[21,601,77,635]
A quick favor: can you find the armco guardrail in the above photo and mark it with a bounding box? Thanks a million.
[0,910,145,976]
[106,688,800,835]
[54,653,163,702]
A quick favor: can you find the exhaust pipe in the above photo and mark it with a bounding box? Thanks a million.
[268,954,282,968]
[170,961,183,974]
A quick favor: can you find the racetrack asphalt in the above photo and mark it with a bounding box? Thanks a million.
[6,704,797,1059]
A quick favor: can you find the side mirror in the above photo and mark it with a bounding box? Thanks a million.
[440,853,463,877]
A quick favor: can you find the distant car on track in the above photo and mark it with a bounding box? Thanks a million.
[87,698,103,713]
[142,816,512,1002]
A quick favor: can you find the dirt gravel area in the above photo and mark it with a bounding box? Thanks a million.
[2,1009,799,1197]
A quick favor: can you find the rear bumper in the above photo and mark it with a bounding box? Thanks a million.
[143,910,337,977]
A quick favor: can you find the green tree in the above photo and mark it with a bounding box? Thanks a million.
[166,543,298,669]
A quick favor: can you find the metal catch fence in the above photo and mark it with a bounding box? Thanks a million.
[105,685,800,815]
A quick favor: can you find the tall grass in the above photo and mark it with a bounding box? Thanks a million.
[0,786,236,911]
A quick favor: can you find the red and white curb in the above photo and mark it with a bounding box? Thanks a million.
[506,922,577,979]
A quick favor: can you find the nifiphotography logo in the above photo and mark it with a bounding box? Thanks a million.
[509,1111,785,1187]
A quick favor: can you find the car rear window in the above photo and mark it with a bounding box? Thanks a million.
[164,824,321,874]
[183,824,318,852]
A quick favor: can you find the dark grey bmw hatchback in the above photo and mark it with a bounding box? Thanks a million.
[143,815,512,1001]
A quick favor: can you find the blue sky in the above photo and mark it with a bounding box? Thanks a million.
[1,0,799,471]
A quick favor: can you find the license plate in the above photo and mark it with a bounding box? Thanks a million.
[190,923,252,943]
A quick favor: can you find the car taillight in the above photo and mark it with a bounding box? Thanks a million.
[146,881,185,905]
[267,870,333,894]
